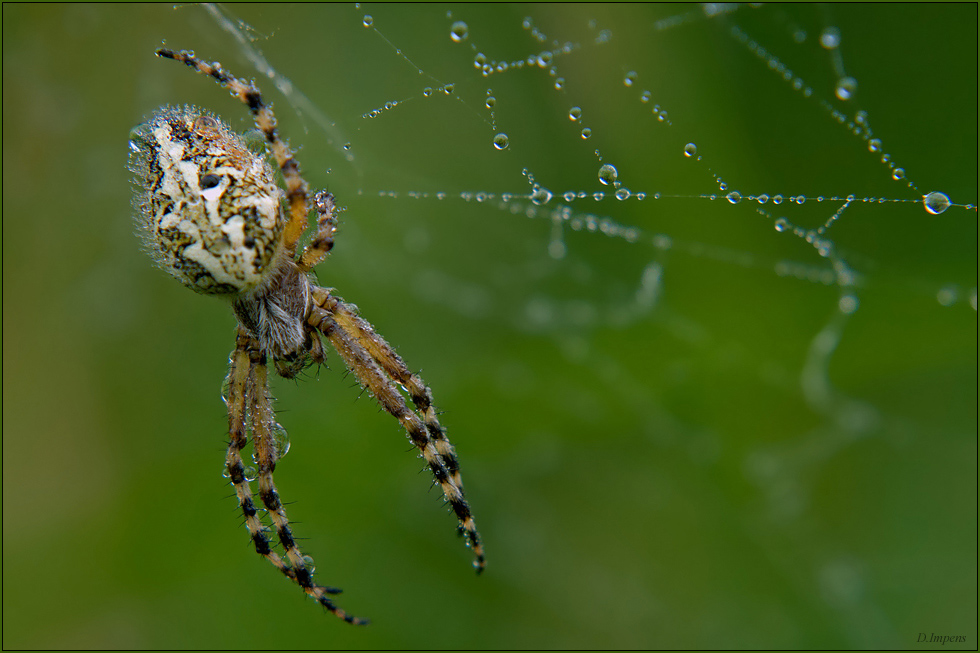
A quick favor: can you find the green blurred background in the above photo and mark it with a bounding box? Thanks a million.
[3,3,976,649]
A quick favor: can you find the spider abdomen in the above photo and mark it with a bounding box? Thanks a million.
[129,105,284,295]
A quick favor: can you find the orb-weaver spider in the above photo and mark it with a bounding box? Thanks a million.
[128,48,484,625]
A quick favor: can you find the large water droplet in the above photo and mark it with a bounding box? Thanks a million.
[530,185,553,205]
[362,15,373,27]
[726,190,742,204]
[598,164,618,186]
[624,71,637,87]
[568,106,582,122]
[683,143,697,158]
[891,167,905,181]
[835,76,857,101]
[867,138,882,153]
[493,133,509,150]
[272,423,290,458]
[485,96,495,108]
[580,127,592,139]
[820,27,841,49]
[923,191,951,215]
[450,21,469,42]
[774,217,789,232]
[615,188,631,200]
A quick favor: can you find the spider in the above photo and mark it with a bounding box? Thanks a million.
[128,48,485,625]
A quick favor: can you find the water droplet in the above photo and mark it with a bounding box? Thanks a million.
[443,84,454,95]
[835,76,857,101]
[450,21,469,42]
[554,78,565,90]
[757,194,769,204]
[867,138,882,153]
[854,110,868,125]
[244,466,258,482]
[580,127,592,139]
[615,188,631,200]
[819,27,841,49]
[302,555,316,573]
[839,294,859,314]
[474,52,487,68]
[683,143,697,158]
[891,167,905,181]
[726,190,742,204]
[936,285,958,306]
[923,191,951,215]
[593,192,604,201]
[568,106,582,121]
[537,51,553,67]
[530,185,552,205]
[272,423,290,458]
[362,15,373,27]
[343,143,352,151]
[773,194,783,204]
[774,217,789,232]
[598,164,618,186]
[485,96,496,108]
[493,133,509,150]
[640,90,652,103]
[563,191,576,202]
[624,71,638,87]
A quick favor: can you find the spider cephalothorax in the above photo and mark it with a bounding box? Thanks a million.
[129,49,484,624]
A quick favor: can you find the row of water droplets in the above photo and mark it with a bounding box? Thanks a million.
[354,10,459,130]
[358,5,967,305]
[448,14,615,152]
[730,24,961,215]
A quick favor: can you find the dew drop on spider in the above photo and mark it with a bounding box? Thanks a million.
[272,423,290,458]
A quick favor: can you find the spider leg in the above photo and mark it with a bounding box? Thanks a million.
[298,190,338,272]
[156,48,310,257]
[310,297,486,573]
[228,329,368,625]
[330,302,466,489]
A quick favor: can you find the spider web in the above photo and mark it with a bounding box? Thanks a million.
[1,3,975,649]
[118,4,977,647]
[188,2,974,644]
[191,3,975,647]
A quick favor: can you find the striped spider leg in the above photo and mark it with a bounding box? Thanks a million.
[129,48,483,625]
